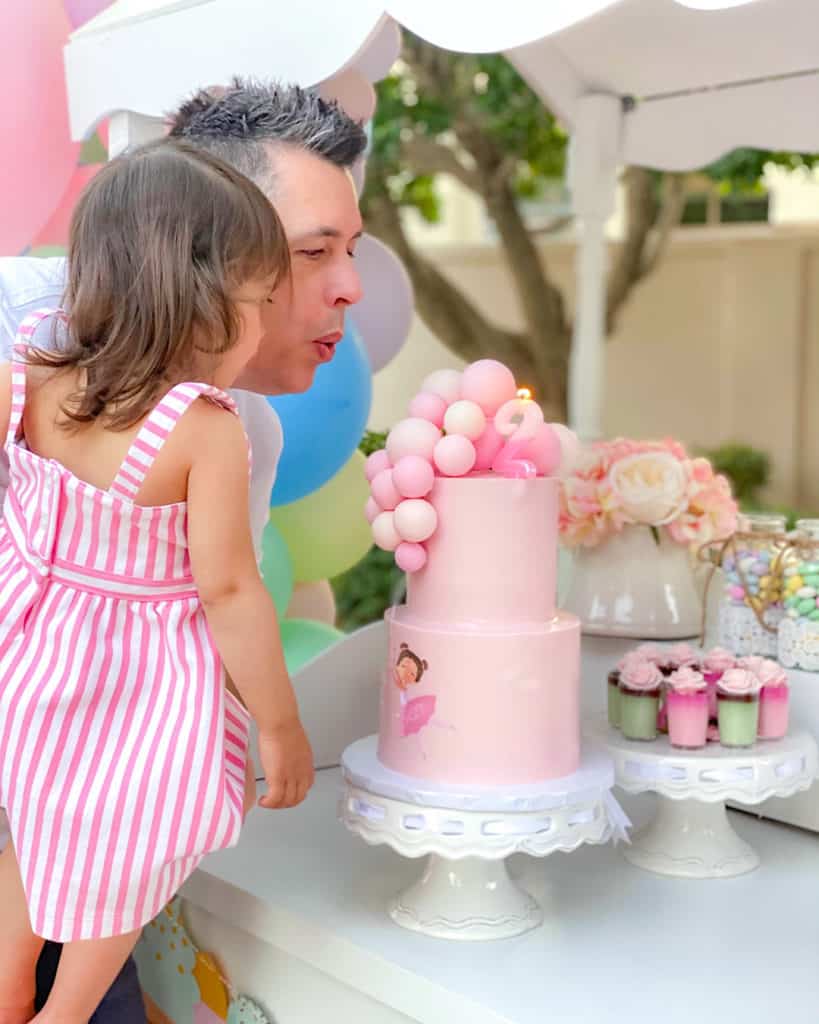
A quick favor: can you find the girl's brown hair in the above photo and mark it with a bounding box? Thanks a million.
[29,139,290,429]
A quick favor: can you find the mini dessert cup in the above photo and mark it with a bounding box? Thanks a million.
[758,684,789,740]
[702,647,736,721]
[717,668,762,748]
[607,670,621,729]
[619,660,663,741]
[755,661,789,740]
[666,667,708,749]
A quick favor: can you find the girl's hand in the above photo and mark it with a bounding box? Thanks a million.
[257,719,315,809]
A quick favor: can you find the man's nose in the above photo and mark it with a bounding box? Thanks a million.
[329,260,363,308]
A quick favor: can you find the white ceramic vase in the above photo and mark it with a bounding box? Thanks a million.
[562,525,702,639]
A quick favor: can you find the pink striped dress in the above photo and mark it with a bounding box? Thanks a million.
[0,310,250,942]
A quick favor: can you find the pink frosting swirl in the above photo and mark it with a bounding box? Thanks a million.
[666,642,698,667]
[718,668,762,696]
[737,655,767,677]
[755,660,788,688]
[617,651,649,673]
[634,643,664,664]
[703,647,735,673]
[620,660,662,691]
[668,666,707,693]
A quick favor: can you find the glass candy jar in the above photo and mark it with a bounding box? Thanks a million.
[718,514,787,657]
[778,519,819,671]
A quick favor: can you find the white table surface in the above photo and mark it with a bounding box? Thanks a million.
[186,764,819,1024]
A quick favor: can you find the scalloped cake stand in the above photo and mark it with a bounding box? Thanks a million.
[588,719,818,878]
[338,736,629,940]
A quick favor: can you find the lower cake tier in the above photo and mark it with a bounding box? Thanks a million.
[378,607,581,786]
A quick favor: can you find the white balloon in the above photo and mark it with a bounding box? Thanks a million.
[372,511,401,552]
[394,499,438,543]
[350,234,414,374]
[443,400,486,440]
[422,368,462,404]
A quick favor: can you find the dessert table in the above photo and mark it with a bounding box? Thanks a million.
[175,635,819,1024]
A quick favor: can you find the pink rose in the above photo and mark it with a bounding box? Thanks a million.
[620,660,662,691]
[668,666,706,693]
[718,668,762,696]
[703,647,735,673]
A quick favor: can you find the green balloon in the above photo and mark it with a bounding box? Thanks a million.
[270,450,372,583]
[260,519,294,617]
[280,617,344,674]
[27,245,67,258]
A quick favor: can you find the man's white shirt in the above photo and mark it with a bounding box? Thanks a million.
[0,257,282,558]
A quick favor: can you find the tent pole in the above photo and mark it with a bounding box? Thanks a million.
[567,93,622,440]
[108,111,166,157]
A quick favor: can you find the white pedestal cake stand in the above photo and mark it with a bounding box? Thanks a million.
[588,719,818,879]
[339,736,629,941]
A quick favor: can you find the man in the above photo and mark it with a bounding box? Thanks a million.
[0,79,366,1022]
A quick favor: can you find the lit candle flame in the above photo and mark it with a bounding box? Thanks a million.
[517,387,532,401]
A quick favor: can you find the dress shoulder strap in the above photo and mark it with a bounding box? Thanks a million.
[108,382,242,502]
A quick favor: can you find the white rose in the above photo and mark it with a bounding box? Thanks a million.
[608,451,688,526]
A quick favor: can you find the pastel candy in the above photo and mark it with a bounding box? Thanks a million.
[798,598,816,615]
[728,585,745,601]
[805,575,819,589]
[802,562,819,574]
[785,595,798,608]
[798,587,817,598]
[811,609,819,622]
[739,557,755,573]
[788,608,800,619]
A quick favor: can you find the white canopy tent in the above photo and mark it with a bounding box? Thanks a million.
[64,0,819,437]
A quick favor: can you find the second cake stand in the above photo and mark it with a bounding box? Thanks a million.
[339,736,630,941]
[588,719,818,878]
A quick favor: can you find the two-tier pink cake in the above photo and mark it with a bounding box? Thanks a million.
[365,360,581,787]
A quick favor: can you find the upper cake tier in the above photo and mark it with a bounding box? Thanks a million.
[406,474,558,626]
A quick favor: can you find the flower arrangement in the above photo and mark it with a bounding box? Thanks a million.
[559,438,738,549]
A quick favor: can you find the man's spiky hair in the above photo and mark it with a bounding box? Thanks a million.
[168,78,367,193]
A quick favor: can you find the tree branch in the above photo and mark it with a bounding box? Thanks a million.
[401,137,480,193]
[641,173,686,276]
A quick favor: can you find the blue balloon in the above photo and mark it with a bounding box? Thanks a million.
[267,322,372,507]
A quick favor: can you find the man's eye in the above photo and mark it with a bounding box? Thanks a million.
[299,249,325,259]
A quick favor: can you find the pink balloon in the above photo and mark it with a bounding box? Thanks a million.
[392,455,435,499]
[433,434,476,477]
[525,423,563,476]
[371,468,402,511]
[365,496,382,524]
[1,0,81,255]
[364,448,391,482]
[30,164,100,248]
[395,542,427,574]
[63,0,114,29]
[471,422,504,472]
[408,391,447,428]
[460,359,518,416]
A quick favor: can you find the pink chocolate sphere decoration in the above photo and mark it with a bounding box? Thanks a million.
[370,468,402,511]
[392,455,435,499]
[433,434,476,477]
[460,359,518,415]
[364,448,391,482]
[394,499,438,543]
[471,421,505,471]
[551,422,581,475]
[386,417,441,463]
[442,399,486,441]
[408,391,448,427]
[526,422,563,476]
[364,496,382,524]
[395,541,427,573]
[421,368,462,404]
[372,511,401,552]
